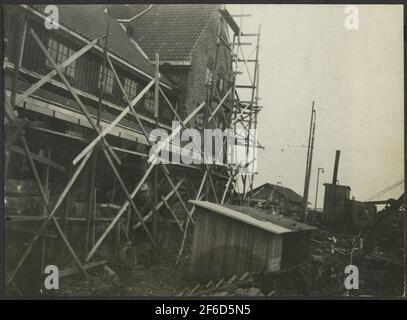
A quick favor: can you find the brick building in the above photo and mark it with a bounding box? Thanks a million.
[108,4,234,129]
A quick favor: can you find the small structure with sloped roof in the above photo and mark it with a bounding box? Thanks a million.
[251,183,307,218]
[189,201,317,282]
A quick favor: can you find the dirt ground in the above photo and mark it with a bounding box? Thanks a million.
[58,235,196,297]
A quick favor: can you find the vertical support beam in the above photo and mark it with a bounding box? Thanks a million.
[153,53,160,238]
[10,10,26,108]
[12,137,90,281]
[63,165,73,234]
[40,146,51,275]
[154,53,160,119]
[8,146,93,283]
[86,160,156,261]
[85,12,110,258]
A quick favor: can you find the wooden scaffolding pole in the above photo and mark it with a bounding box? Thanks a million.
[8,139,93,283]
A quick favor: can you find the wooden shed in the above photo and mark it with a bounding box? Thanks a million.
[189,201,317,282]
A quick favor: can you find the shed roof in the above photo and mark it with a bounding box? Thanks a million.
[27,5,174,87]
[190,201,317,234]
[252,183,305,205]
[111,4,220,61]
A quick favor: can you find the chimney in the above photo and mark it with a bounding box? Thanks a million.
[332,150,340,185]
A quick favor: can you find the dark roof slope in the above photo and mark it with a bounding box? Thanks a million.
[28,5,174,87]
[252,183,305,205]
[115,4,220,61]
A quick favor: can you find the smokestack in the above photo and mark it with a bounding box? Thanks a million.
[332,150,340,185]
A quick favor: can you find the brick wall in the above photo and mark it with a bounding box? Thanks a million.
[185,10,232,124]
[160,9,233,129]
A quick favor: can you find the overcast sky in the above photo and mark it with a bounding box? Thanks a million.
[228,5,404,208]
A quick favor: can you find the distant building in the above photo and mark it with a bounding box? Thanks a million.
[250,183,306,217]
[322,183,351,225]
[323,183,376,231]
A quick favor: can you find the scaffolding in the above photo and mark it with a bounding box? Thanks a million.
[218,7,262,205]
[4,5,262,287]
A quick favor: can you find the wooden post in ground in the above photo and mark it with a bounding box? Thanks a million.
[85,13,110,258]
[14,136,90,280]
[40,146,51,275]
[8,146,93,283]
[153,53,160,240]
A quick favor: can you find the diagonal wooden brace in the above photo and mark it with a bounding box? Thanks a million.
[73,78,155,165]
[86,160,156,261]
[16,38,99,106]
[133,179,184,230]
[8,138,93,283]
[161,196,184,233]
[105,56,195,223]
[29,28,121,166]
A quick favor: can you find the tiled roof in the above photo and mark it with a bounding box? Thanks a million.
[115,4,220,61]
[28,5,174,87]
[108,4,151,21]
[252,183,305,205]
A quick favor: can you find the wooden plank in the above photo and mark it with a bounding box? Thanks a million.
[9,145,66,172]
[59,260,108,278]
[8,147,93,283]
[132,179,184,230]
[5,224,57,238]
[29,29,121,166]
[161,196,183,233]
[72,78,155,165]
[147,101,206,164]
[8,137,90,283]
[16,38,99,105]
[86,160,156,261]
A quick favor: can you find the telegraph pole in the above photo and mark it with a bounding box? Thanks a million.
[303,101,316,220]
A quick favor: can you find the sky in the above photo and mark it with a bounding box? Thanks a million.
[228,5,404,208]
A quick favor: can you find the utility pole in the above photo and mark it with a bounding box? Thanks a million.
[303,101,316,219]
[314,167,324,211]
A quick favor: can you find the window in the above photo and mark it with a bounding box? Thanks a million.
[205,57,214,86]
[144,90,154,113]
[218,76,224,93]
[205,67,213,86]
[98,65,115,95]
[124,78,138,101]
[46,38,76,78]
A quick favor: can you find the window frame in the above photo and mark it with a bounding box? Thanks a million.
[98,65,115,96]
[218,76,224,93]
[205,67,213,86]
[46,37,76,79]
[143,89,155,114]
[123,77,139,101]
